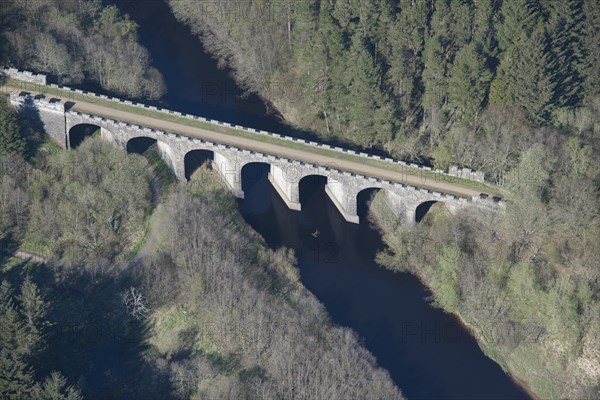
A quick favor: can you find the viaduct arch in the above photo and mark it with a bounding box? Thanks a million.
[10,92,502,225]
[68,123,101,149]
[184,149,214,181]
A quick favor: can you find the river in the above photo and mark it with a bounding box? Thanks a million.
[106,1,530,398]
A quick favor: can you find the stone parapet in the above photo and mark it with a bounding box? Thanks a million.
[1,67,47,85]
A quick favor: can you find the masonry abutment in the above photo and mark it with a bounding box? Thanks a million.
[214,152,243,198]
[268,164,301,211]
[325,183,359,224]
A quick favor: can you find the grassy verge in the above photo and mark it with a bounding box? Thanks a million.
[19,241,53,260]
[4,79,504,197]
[125,218,152,261]
[125,144,177,260]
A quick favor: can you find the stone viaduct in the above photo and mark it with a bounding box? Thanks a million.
[9,91,500,225]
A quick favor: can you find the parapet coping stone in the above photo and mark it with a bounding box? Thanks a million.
[3,74,495,186]
[9,83,500,203]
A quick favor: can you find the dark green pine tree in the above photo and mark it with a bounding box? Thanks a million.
[472,0,496,58]
[496,0,540,51]
[0,281,35,400]
[332,0,355,30]
[33,372,83,400]
[17,276,48,354]
[0,349,34,400]
[314,3,349,136]
[582,0,600,97]
[490,29,556,125]
[296,15,331,132]
[295,1,345,137]
[385,0,427,121]
[344,35,394,147]
[546,0,585,107]
[447,42,493,125]
[422,0,457,140]
[422,32,447,136]
[0,101,26,156]
[448,0,474,49]
[17,277,47,326]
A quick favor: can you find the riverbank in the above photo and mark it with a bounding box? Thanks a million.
[368,190,600,399]
[0,131,405,398]
[136,165,406,399]
[360,199,538,398]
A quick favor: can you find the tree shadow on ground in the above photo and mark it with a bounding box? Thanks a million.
[0,258,174,399]
[13,94,54,158]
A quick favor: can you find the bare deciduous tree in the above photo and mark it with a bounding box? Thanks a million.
[121,286,149,320]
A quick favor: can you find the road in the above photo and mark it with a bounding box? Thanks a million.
[4,85,486,198]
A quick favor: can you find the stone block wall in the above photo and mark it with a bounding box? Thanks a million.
[1,67,47,85]
[2,67,505,192]
[10,93,67,148]
[448,165,485,182]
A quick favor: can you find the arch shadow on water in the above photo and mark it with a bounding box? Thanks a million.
[69,123,101,149]
[241,162,271,216]
[239,171,530,400]
[242,162,271,192]
[184,149,214,181]
[298,175,340,241]
[299,175,327,205]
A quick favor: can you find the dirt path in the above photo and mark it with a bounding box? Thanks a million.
[12,250,49,265]
[131,204,164,263]
[5,85,485,198]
